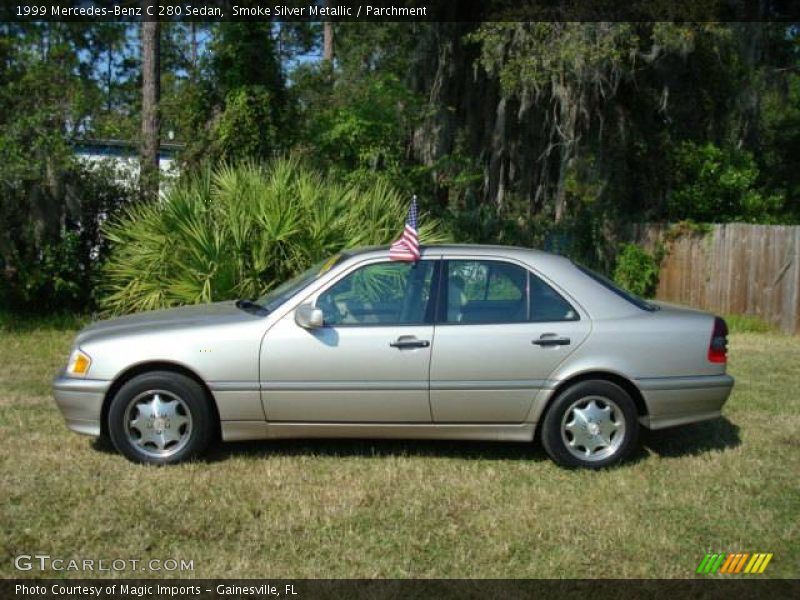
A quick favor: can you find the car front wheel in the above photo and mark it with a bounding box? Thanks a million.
[541,380,639,469]
[108,371,213,465]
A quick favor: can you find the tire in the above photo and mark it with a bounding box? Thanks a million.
[541,380,639,469]
[108,371,214,465]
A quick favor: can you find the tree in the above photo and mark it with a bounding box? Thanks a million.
[179,22,291,167]
[0,23,135,310]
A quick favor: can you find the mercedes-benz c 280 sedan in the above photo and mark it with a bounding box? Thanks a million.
[53,245,733,468]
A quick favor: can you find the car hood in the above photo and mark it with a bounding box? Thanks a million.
[76,301,262,346]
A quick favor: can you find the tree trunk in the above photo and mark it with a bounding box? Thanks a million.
[190,22,198,77]
[140,15,160,202]
[486,97,508,212]
[323,21,334,62]
[552,77,580,224]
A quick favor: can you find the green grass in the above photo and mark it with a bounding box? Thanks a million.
[0,323,798,579]
[723,313,776,334]
[0,310,89,333]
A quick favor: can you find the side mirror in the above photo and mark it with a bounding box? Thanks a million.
[295,304,324,329]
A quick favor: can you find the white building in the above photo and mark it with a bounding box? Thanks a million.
[73,139,183,182]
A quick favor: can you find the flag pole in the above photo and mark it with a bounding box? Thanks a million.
[413,194,420,253]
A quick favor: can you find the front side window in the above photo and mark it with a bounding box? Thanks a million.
[316,261,435,326]
[444,259,579,324]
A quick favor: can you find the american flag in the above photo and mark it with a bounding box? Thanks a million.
[389,197,420,261]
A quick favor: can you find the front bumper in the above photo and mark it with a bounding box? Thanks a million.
[637,374,734,430]
[52,371,111,437]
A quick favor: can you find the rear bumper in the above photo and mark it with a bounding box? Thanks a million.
[52,372,110,437]
[636,374,734,430]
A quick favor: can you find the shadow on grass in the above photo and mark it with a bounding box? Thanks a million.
[205,418,741,465]
[641,417,741,458]
[90,417,741,465]
[91,435,116,454]
[204,437,550,464]
[94,432,546,463]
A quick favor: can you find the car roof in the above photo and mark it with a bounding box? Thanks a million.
[343,243,560,261]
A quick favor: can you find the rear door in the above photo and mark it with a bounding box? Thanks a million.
[429,258,590,422]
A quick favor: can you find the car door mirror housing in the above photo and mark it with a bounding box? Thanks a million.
[295,304,324,329]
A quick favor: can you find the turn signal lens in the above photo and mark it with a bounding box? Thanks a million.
[67,349,92,376]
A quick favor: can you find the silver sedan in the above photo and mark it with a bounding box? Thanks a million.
[53,245,733,468]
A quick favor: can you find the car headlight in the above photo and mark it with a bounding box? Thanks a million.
[66,348,92,377]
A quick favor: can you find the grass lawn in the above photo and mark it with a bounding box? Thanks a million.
[0,320,798,579]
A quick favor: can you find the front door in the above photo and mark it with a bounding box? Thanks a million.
[260,259,437,422]
[430,258,590,423]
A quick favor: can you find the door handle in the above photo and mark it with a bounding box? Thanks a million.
[390,338,430,349]
[532,334,571,347]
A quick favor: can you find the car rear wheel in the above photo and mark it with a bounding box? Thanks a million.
[541,380,639,469]
[108,371,213,465]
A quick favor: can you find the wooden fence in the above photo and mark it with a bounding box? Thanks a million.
[633,223,800,335]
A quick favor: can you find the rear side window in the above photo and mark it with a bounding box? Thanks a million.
[575,263,659,312]
[445,260,528,323]
[529,274,579,322]
[442,260,578,324]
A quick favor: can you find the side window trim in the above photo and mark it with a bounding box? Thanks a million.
[434,258,448,324]
[526,270,532,322]
[425,259,444,325]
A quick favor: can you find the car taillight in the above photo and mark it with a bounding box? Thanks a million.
[708,316,728,363]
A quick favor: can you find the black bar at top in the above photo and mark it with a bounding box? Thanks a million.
[2,0,800,22]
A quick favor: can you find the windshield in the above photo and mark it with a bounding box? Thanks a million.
[256,254,344,312]
[574,263,659,312]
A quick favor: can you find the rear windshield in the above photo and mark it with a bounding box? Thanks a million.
[575,263,659,312]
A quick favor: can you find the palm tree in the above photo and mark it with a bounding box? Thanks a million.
[98,159,449,315]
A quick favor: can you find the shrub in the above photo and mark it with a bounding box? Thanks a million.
[668,141,785,223]
[0,161,135,313]
[97,159,448,315]
[613,243,660,298]
[1,231,84,310]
